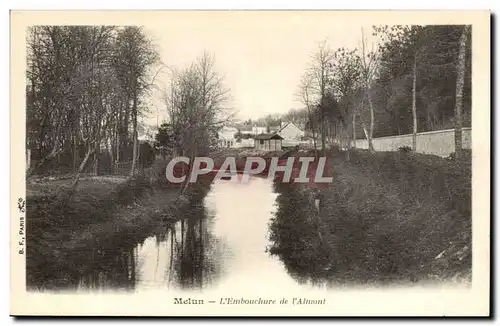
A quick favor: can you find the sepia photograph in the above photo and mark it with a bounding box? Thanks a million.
[10,10,490,316]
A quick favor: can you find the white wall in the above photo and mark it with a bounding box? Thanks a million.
[353,128,472,157]
[254,139,282,151]
[278,123,304,141]
[219,126,239,148]
[272,139,282,151]
[282,140,312,148]
[233,139,254,148]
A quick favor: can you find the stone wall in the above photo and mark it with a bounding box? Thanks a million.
[353,128,472,157]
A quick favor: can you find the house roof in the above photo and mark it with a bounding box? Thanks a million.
[221,126,238,132]
[276,122,304,134]
[276,122,290,133]
[254,133,284,140]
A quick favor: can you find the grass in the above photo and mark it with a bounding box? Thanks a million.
[26,159,213,290]
[268,148,472,285]
[28,149,471,288]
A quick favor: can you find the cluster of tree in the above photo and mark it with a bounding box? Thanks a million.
[233,131,254,141]
[26,26,160,183]
[238,116,280,131]
[240,109,309,132]
[280,109,309,130]
[295,25,471,156]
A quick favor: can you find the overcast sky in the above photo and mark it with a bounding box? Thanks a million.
[141,12,377,126]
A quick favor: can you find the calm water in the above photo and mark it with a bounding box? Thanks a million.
[125,177,296,292]
[31,176,305,292]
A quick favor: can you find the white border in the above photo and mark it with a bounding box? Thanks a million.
[2,1,497,325]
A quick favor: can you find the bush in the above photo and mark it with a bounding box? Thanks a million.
[269,150,472,284]
[398,145,412,153]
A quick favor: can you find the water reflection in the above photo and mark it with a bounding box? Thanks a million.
[27,204,225,292]
[76,246,137,292]
[136,205,226,291]
[28,177,292,292]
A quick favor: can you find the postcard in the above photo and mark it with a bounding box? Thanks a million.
[10,10,490,316]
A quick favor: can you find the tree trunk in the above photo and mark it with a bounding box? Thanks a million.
[352,111,357,148]
[69,143,94,194]
[124,100,130,143]
[93,115,102,176]
[311,121,318,153]
[368,101,374,151]
[412,56,418,152]
[337,123,341,147]
[311,124,318,158]
[25,148,30,171]
[321,118,326,155]
[27,116,63,176]
[454,25,469,160]
[115,121,120,175]
[361,110,374,152]
[366,87,375,152]
[27,141,61,177]
[72,129,77,173]
[93,141,99,176]
[130,127,138,177]
[130,95,138,177]
[107,133,114,175]
[343,121,351,150]
[305,104,318,156]
[362,125,372,150]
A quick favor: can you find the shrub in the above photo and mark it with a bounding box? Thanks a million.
[269,150,472,284]
[398,145,412,153]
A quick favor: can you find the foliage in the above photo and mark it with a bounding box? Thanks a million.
[372,25,471,137]
[26,26,159,176]
[269,150,471,284]
[288,25,471,152]
[163,52,233,158]
[398,145,412,153]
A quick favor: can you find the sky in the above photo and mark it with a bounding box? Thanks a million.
[140,12,378,126]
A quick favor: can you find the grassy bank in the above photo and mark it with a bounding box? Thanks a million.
[26,162,213,290]
[268,148,472,285]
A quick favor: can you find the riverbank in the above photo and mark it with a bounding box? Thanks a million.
[268,148,472,285]
[211,148,288,169]
[26,165,212,291]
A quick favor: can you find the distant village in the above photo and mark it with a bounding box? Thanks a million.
[217,121,309,151]
[136,119,311,154]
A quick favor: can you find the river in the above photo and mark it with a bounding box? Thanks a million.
[30,176,311,292]
[125,176,300,292]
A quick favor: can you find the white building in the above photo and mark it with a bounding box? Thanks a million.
[276,122,305,141]
[237,125,274,137]
[218,126,239,148]
[254,133,284,151]
[252,126,267,135]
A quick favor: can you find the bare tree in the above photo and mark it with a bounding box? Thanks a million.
[454,25,471,160]
[26,25,159,191]
[297,73,318,152]
[374,25,429,152]
[113,27,159,177]
[164,52,233,194]
[359,28,380,152]
[308,41,334,154]
[329,47,363,150]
